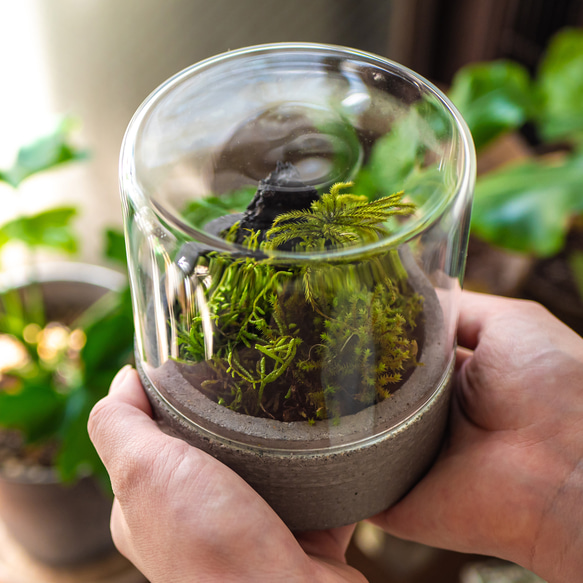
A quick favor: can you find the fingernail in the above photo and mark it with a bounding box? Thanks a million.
[110,364,133,392]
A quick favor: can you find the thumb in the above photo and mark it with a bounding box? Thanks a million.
[87,366,177,493]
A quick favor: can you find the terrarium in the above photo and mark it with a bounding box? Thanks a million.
[120,43,475,530]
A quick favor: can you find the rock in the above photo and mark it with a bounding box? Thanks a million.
[235,161,319,243]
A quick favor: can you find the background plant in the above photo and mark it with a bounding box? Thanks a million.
[448,27,583,259]
[0,120,133,486]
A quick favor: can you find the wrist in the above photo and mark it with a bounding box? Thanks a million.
[528,459,583,582]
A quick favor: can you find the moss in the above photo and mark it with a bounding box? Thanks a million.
[177,180,421,421]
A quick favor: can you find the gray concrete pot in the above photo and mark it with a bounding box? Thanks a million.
[0,264,125,565]
[137,254,453,531]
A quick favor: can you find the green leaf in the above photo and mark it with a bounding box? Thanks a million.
[0,377,66,442]
[56,386,109,485]
[357,110,423,198]
[104,228,127,266]
[80,286,134,391]
[0,286,46,343]
[0,117,88,188]
[314,115,362,183]
[0,207,78,254]
[401,166,448,210]
[55,286,134,483]
[471,154,583,256]
[448,60,534,150]
[536,28,583,144]
[182,187,255,229]
[0,290,26,336]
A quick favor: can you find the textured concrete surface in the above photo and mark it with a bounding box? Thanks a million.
[137,252,455,530]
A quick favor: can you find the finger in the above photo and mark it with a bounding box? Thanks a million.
[87,367,174,487]
[295,524,356,563]
[457,290,515,350]
[108,365,153,416]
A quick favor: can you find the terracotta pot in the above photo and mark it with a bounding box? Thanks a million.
[0,263,125,565]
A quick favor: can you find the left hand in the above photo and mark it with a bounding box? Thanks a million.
[88,365,366,583]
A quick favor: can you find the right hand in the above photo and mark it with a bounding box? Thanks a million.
[372,291,583,583]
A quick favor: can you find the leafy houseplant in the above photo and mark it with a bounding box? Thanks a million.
[447,27,583,331]
[121,43,475,531]
[0,121,134,565]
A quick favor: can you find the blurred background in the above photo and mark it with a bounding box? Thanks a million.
[2,0,582,267]
[1,1,582,581]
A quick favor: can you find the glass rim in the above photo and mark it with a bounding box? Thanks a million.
[120,41,476,261]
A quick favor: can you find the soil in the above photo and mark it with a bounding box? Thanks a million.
[520,226,583,335]
[173,306,422,424]
[0,429,58,480]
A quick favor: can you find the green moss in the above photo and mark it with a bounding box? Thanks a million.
[177,181,421,421]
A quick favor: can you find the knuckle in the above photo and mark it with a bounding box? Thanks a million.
[517,298,548,316]
[110,443,156,502]
[87,397,110,441]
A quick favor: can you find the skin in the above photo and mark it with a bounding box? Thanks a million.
[88,291,583,582]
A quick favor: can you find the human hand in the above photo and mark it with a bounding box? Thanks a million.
[88,366,366,583]
[372,291,583,583]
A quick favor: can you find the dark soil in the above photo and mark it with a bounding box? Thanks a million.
[520,227,583,336]
[0,429,58,475]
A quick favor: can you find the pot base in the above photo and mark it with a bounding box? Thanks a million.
[138,357,453,531]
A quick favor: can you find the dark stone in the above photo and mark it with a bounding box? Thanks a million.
[235,161,319,244]
[176,162,319,274]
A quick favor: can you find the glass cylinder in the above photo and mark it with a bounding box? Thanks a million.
[120,43,475,530]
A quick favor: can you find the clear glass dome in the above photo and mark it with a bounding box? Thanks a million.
[120,43,475,529]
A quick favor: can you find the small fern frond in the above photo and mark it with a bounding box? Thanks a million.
[264,184,416,252]
[329,181,354,197]
[270,209,312,228]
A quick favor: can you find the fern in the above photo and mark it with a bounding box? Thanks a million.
[265,182,415,251]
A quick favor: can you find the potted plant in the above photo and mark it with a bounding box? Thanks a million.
[448,27,583,333]
[0,121,135,566]
[120,43,475,530]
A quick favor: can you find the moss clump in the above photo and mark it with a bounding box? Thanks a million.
[177,180,422,422]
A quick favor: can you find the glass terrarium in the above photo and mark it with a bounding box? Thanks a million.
[120,43,475,531]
